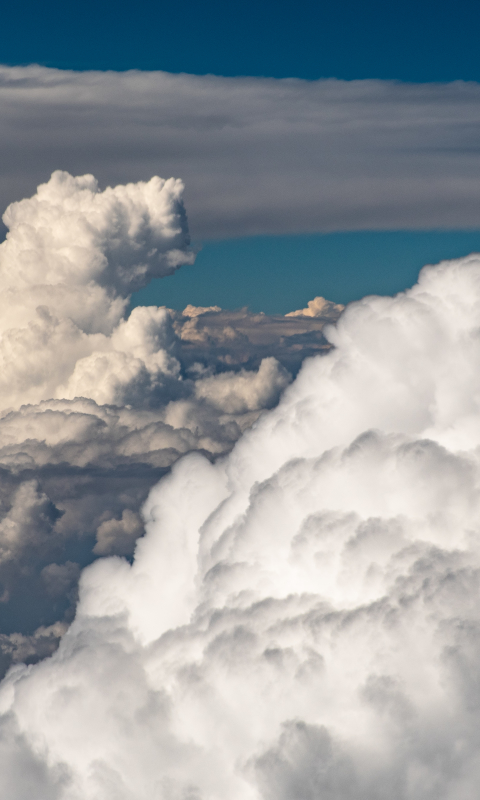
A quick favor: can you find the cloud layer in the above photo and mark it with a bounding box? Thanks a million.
[172,299,342,374]
[2,67,480,238]
[2,253,480,797]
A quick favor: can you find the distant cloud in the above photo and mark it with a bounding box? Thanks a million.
[286,296,344,318]
[1,66,480,238]
[172,302,340,373]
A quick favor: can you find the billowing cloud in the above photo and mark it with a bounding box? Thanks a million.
[2,254,480,797]
[285,295,344,318]
[0,169,193,408]
[2,67,480,238]
[0,172,334,675]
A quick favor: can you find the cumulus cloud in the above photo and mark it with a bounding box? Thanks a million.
[194,357,290,414]
[93,510,144,557]
[2,67,480,237]
[285,295,344,318]
[0,172,317,674]
[2,254,480,797]
[0,169,193,408]
[172,303,340,374]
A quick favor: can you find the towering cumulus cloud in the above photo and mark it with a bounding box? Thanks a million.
[2,254,480,798]
[0,169,192,408]
[0,172,293,676]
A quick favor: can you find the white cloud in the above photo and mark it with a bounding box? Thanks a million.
[286,296,344,318]
[0,172,310,673]
[1,170,191,330]
[2,255,480,797]
[194,357,290,414]
[2,67,480,237]
[0,170,193,409]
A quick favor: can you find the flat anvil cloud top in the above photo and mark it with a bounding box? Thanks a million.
[2,66,480,237]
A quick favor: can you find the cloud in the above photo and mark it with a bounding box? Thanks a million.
[194,357,290,414]
[285,296,344,318]
[2,254,480,797]
[0,172,336,675]
[0,169,193,407]
[2,67,480,238]
[172,303,340,374]
[93,510,144,557]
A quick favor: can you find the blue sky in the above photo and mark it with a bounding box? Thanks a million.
[132,231,480,313]
[2,0,480,82]
[3,0,480,310]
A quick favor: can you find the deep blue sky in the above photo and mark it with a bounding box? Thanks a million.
[132,232,480,314]
[3,0,480,310]
[2,0,480,82]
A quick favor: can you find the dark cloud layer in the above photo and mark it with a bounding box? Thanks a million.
[172,298,343,374]
[2,67,480,238]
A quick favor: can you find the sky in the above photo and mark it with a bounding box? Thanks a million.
[2,0,480,309]
[1,0,480,82]
[134,231,480,312]
[4,4,480,798]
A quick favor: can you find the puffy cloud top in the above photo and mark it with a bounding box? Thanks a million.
[2,170,191,291]
[0,171,193,409]
[2,254,480,798]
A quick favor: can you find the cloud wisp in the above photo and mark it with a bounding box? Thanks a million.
[1,247,480,796]
[2,67,480,238]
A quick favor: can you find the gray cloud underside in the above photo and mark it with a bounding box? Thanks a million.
[0,303,342,676]
[2,67,480,238]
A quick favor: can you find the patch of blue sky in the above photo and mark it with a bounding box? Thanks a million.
[1,0,480,83]
[131,230,480,314]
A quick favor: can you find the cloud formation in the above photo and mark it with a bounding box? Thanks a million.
[0,172,336,675]
[2,254,480,797]
[172,300,341,374]
[0,169,194,405]
[2,67,480,237]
